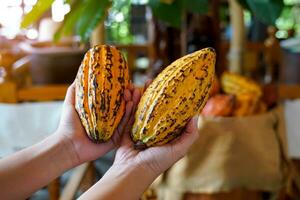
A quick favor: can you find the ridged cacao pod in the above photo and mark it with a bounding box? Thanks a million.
[132,48,216,149]
[221,72,262,98]
[201,94,235,117]
[209,75,220,97]
[75,45,129,143]
[233,94,259,117]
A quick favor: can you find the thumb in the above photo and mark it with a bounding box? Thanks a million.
[184,115,199,135]
[170,115,199,154]
[64,82,76,106]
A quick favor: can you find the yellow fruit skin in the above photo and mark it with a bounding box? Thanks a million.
[75,45,129,143]
[132,48,216,148]
[233,94,258,117]
[221,72,262,98]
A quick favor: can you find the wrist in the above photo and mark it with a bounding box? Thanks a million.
[80,163,157,200]
[53,130,80,168]
[109,162,157,186]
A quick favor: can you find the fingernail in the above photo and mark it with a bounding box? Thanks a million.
[192,115,199,128]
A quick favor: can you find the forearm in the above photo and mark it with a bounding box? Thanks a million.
[79,164,156,200]
[0,132,77,199]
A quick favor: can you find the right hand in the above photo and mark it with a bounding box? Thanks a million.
[78,81,200,200]
[56,83,138,166]
[113,115,199,178]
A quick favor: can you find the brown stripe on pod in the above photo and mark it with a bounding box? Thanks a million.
[132,48,215,147]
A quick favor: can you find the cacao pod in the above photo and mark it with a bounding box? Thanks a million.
[201,94,235,117]
[221,72,262,98]
[233,94,259,117]
[254,100,267,114]
[132,48,216,149]
[209,75,220,97]
[75,45,129,143]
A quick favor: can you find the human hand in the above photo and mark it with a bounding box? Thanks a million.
[113,114,199,178]
[78,81,199,200]
[56,82,140,166]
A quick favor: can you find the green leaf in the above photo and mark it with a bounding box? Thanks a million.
[75,0,111,42]
[237,0,250,10]
[21,0,54,28]
[245,0,284,25]
[54,0,84,41]
[160,0,175,4]
[183,0,208,14]
[148,0,183,28]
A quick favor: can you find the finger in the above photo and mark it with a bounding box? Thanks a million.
[124,89,132,102]
[128,83,134,91]
[119,106,135,147]
[132,88,141,106]
[119,88,141,147]
[128,88,141,125]
[184,115,199,135]
[145,79,153,88]
[120,126,134,147]
[117,101,134,134]
[112,101,134,147]
[120,100,139,147]
[127,88,141,127]
[64,82,76,105]
[169,116,199,154]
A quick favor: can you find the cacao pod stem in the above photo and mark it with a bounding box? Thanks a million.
[134,141,147,150]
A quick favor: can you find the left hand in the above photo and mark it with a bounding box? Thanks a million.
[112,79,199,178]
[56,82,141,166]
[112,116,199,178]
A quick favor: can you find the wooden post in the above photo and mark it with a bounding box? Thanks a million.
[79,162,95,192]
[210,0,222,75]
[59,163,90,200]
[48,178,60,200]
[90,22,105,46]
[228,0,245,74]
[146,7,156,69]
[264,26,281,83]
[180,12,187,56]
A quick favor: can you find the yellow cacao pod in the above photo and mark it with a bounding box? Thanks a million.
[221,72,262,98]
[233,94,259,117]
[132,48,216,149]
[75,45,129,143]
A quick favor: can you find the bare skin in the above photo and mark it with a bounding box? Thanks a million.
[0,81,199,200]
[79,116,199,200]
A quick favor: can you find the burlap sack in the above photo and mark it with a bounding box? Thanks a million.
[154,106,289,199]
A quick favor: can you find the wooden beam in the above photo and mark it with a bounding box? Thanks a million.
[278,84,300,99]
[0,81,17,103]
[17,84,69,102]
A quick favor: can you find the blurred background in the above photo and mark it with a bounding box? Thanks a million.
[1,0,300,88]
[1,0,300,199]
